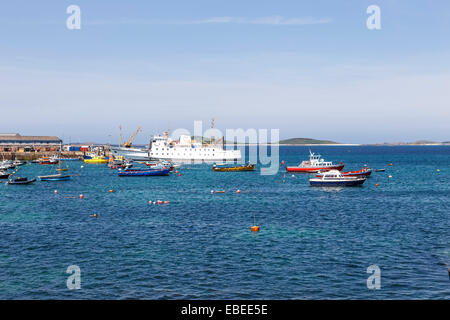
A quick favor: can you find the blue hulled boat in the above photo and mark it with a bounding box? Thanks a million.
[118,168,170,176]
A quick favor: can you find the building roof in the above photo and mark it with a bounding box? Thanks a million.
[0,133,62,142]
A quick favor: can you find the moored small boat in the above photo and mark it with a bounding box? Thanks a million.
[38,174,71,181]
[13,160,26,166]
[286,151,344,173]
[0,170,10,179]
[212,163,255,172]
[39,157,58,165]
[84,156,108,164]
[57,157,81,161]
[38,143,73,181]
[0,160,16,170]
[118,167,170,176]
[6,177,36,185]
[316,167,372,178]
[310,170,366,187]
[146,160,177,172]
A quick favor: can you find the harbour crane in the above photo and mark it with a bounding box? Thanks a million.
[119,125,123,147]
[123,126,142,148]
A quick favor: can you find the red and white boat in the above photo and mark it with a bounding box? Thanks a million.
[286,151,344,173]
[39,156,58,165]
[316,167,372,178]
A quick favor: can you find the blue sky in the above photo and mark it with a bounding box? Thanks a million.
[0,0,449,144]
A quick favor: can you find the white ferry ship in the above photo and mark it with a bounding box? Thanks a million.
[111,132,241,163]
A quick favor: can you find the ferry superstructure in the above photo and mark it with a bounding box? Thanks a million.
[150,133,241,162]
[111,132,241,163]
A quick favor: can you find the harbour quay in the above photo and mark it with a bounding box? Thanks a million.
[0,133,108,160]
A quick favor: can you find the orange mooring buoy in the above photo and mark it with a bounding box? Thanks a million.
[79,194,84,199]
[251,226,260,232]
[109,189,114,193]
[375,183,379,187]
[389,163,393,166]
[236,189,241,194]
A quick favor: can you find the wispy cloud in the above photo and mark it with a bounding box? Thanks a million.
[87,16,332,26]
[189,16,332,25]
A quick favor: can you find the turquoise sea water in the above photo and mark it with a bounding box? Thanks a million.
[0,146,449,299]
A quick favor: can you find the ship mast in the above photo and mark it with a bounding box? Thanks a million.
[165,128,170,147]
[210,118,215,146]
[58,141,62,173]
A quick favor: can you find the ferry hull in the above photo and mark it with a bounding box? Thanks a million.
[111,147,150,161]
[286,164,344,173]
[111,146,241,163]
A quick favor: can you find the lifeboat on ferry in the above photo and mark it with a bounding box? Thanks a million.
[286,151,344,173]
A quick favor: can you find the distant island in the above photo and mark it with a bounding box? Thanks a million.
[278,138,340,145]
[192,136,342,145]
[226,137,351,146]
[367,140,450,146]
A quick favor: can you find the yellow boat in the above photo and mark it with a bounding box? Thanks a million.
[84,156,108,164]
[212,163,255,172]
